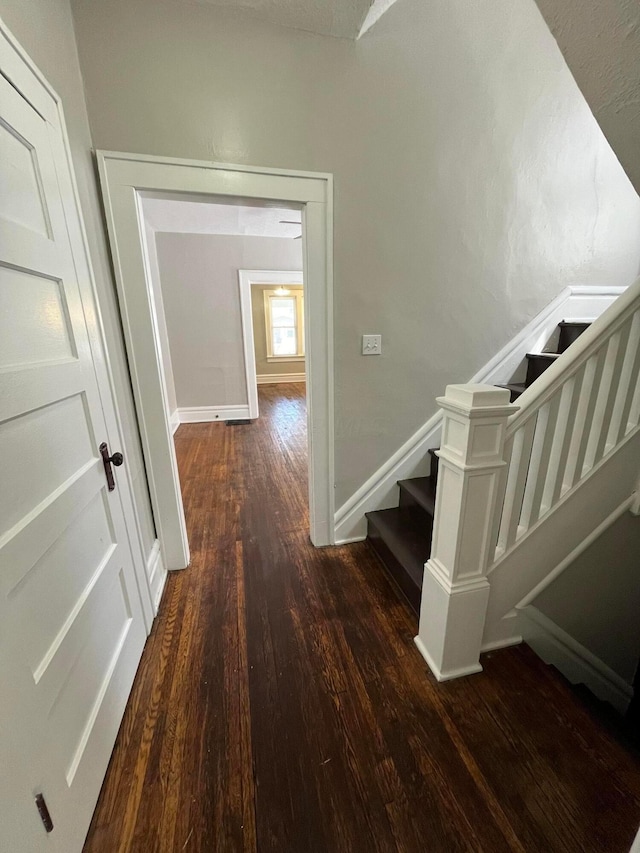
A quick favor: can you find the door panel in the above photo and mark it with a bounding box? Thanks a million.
[0,65,147,853]
[0,265,75,366]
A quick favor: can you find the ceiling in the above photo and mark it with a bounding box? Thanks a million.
[141,195,302,239]
[188,0,374,39]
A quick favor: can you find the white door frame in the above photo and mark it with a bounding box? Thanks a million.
[97,152,335,561]
[238,269,304,417]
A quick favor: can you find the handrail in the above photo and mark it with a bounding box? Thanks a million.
[490,274,640,564]
[506,277,640,436]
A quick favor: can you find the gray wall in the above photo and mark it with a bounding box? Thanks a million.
[0,0,157,559]
[533,512,640,684]
[155,233,302,409]
[251,284,305,378]
[70,0,640,508]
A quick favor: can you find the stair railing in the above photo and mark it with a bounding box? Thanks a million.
[491,277,640,565]
[415,277,640,682]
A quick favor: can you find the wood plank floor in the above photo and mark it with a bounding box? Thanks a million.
[84,383,640,852]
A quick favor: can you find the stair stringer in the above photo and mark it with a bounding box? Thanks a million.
[482,426,640,648]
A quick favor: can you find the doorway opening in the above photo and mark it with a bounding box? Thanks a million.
[97,153,334,582]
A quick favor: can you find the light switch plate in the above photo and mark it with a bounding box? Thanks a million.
[362,334,382,355]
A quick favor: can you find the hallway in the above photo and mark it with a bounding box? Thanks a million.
[84,384,640,852]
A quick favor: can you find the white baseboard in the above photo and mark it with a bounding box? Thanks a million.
[334,535,367,546]
[178,404,251,423]
[333,285,624,543]
[519,605,633,714]
[146,540,167,614]
[170,410,180,435]
[481,610,523,652]
[256,373,306,384]
[335,411,442,541]
[414,635,484,681]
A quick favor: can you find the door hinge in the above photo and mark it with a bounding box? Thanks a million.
[35,793,54,833]
[99,442,124,491]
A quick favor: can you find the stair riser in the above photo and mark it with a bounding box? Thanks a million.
[558,323,590,354]
[397,499,433,533]
[366,521,422,615]
[429,450,439,484]
[398,486,435,520]
[525,355,556,386]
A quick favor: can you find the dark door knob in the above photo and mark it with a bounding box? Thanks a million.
[99,442,124,491]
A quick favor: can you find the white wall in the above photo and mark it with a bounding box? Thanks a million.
[154,233,302,410]
[534,0,640,196]
[533,511,640,684]
[0,0,157,560]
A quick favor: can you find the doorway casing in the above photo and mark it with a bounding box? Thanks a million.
[238,269,305,420]
[97,152,335,566]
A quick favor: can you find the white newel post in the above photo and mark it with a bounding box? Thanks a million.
[415,384,515,681]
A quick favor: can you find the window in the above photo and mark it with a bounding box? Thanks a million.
[264,287,304,361]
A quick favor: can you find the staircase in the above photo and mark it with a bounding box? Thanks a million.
[366,320,592,615]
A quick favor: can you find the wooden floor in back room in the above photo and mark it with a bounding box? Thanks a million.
[84,382,640,853]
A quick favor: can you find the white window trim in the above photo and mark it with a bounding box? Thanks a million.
[264,287,305,361]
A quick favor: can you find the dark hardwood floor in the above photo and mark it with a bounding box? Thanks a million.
[84,383,640,852]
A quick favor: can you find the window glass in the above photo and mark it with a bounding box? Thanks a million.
[272,326,297,356]
[271,297,296,327]
[264,290,303,358]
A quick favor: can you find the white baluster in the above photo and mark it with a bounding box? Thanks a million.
[562,352,602,489]
[583,329,625,471]
[541,374,580,512]
[415,385,515,681]
[611,311,640,441]
[519,395,560,531]
[500,417,536,550]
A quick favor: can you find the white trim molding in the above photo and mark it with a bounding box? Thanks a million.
[170,411,180,435]
[178,405,251,423]
[334,285,626,543]
[257,373,306,385]
[97,153,335,556]
[519,606,634,714]
[146,540,167,613]
[238,269,304,418]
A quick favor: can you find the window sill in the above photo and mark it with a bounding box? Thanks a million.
[266,356,305,363]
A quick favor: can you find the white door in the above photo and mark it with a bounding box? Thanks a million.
[0,64,147,852]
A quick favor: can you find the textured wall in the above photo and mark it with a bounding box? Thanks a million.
[70,0,640,508]
[535,0,640,195]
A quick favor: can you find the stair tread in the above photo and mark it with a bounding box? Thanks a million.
[525,352,561,359]
[366,507,432,589]
[497,383,526,402]
[558,320,591,328]
[498,382,527,392]
[398,476,436,517]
